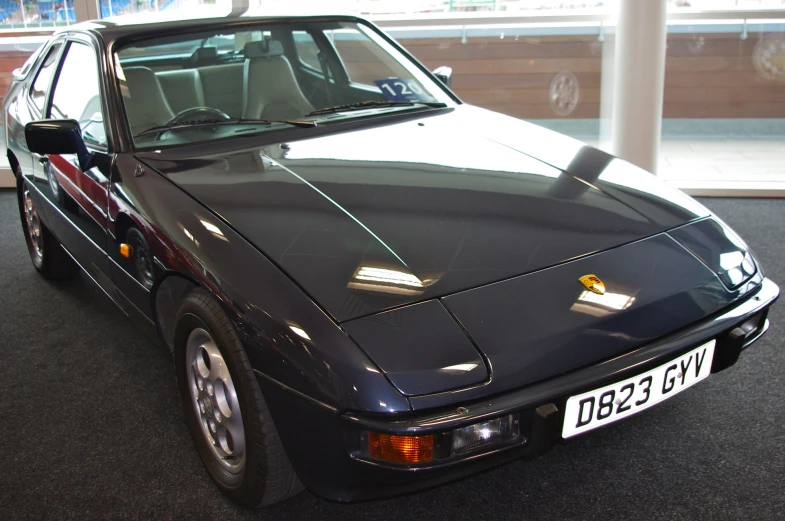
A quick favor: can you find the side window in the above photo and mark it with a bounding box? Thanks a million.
[29,43,62,113]
[49,42,107,148]
[293,31,322,72]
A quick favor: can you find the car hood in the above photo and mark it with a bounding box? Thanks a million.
[143,105,709,322]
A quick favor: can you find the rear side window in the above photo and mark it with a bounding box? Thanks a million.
[29,43,62,113]
[49,42,107,147]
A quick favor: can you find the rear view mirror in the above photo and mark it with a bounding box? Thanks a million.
[432,66,453,88]
[25,119,92,171]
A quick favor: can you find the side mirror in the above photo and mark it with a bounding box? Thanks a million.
[432,66,453,88]
[25,119,92,171]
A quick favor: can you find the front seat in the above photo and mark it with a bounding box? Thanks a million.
[243,40,314,120]
[121,66,175,136]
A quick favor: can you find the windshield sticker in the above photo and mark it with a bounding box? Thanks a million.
[374,78,429,102]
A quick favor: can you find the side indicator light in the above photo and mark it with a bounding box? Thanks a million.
[119,243,133,258]
[368,432,434,463]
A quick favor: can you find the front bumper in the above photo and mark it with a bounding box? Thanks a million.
[261,278,778,502]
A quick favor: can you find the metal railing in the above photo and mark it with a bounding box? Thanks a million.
[372,8,785,27]
[0,4,783,34]
[372,9,785,41]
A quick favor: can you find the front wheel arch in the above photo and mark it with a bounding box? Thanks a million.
[152,273,199,356]
[173,287,304,507]
[113,212,135,245]
[7,150,20,179]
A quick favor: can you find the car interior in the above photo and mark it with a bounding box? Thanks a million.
[121,41,312,135]
[117,25,395,137]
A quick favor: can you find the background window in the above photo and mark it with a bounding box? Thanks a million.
[50,42,107,147]
[29,43,61,114]
[2,0,76,28]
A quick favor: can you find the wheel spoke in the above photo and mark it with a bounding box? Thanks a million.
[202,340,231,384]
[185,327,245,472]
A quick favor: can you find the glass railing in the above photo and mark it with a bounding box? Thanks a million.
[656,18,785,191]
[376,10,785,192]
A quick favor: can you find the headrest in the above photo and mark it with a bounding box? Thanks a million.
[122,66,159,91]
[243,40,284,59]
[187,46,218,66]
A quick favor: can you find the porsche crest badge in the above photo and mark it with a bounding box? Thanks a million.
[579,274,605,295]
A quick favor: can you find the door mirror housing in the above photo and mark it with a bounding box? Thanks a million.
[432,66,453,88]
[25,119,93,171]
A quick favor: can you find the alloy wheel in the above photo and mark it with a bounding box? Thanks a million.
[185,327,246,473]
[23,189,43,263]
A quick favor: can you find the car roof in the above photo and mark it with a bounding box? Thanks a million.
[56,13,367,45]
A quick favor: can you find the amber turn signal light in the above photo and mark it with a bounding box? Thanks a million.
[119,243,133,258]
[368,432,434,463]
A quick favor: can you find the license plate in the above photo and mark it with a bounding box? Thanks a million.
[562,340,716,438]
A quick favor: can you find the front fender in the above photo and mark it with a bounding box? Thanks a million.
[111,153,410,414]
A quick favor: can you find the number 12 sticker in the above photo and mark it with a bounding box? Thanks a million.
[374,78,427,102]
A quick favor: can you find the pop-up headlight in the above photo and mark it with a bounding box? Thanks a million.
[670,218,758,290]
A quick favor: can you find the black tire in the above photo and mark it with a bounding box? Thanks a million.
[125,227,154,289]
[173,288,304,507]
[17,176,78,280]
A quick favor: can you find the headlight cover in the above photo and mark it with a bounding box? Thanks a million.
[451,414,520,456]
[669,218,758,290]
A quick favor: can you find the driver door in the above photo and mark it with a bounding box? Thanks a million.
[41,38,115,292]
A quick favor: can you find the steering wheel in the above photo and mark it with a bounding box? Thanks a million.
[154,107,232,141]
[160,106,231,131]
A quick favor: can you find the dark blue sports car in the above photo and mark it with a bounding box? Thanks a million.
[5,14,778,507]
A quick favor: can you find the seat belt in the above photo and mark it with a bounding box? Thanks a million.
[317,51,333,105]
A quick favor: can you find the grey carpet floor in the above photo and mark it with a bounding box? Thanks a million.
[0,189,783,521]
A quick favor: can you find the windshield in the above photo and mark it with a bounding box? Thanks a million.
[114,20,455,149]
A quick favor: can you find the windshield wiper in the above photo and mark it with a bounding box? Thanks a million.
[306,100,447,117]
[134,117,317,138]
